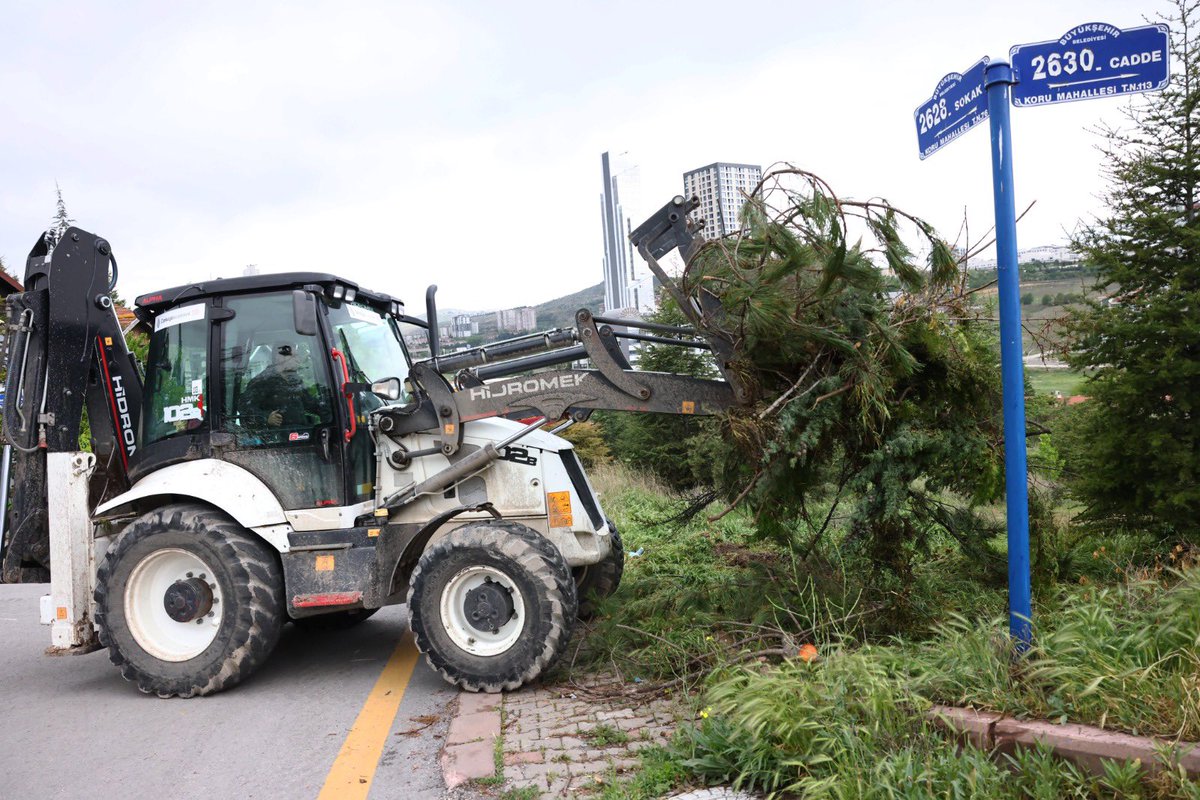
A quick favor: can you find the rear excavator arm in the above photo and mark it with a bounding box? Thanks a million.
[1,229,143,582]
[379,196,747,464]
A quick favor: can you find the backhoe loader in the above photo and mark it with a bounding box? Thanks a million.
[0,196,742,696]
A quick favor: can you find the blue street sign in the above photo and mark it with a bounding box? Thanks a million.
[914,57,990,159]
[1011,22,1170,107]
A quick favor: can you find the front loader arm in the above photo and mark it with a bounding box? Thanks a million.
[383,196,745,457]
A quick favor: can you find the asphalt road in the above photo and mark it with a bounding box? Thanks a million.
[0,584,469,800]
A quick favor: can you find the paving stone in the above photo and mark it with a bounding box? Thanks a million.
[595,708,635,720]
[615,716,651,732]
[446,710,500,745]
[457,692,502,715]
[627,738,660,751]
[504,750,545,766]
[510,761,560,786]
[440,740,495,789]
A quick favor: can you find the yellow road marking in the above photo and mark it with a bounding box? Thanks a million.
[318,633,420,800]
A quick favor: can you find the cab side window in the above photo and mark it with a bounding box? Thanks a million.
[219,294,334,444]
[142,304,209,447]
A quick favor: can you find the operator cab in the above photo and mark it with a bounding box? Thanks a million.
[132,273,416,513]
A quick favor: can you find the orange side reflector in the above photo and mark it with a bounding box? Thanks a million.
[547,491,573,528]
[315,555,335,572]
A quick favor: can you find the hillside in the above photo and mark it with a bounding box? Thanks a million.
[533,281,605,330]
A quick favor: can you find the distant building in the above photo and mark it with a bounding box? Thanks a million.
[683,162,762,239]
[451,314,473,339]
[0,270,23,297]
[626,272,657,314]
[600,151,646,314]
[970,244,1083,270]
[496,306,537,333]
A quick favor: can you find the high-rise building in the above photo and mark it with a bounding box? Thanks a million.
[496,306,537,333]
[600,151,646,313]
[682,162,763,239]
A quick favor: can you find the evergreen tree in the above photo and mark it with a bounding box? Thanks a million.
[1063,0,1200,535]
[44,181,76,252]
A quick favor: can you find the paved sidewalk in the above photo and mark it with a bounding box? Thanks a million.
[502,686,682,796]
[440,683,686,796]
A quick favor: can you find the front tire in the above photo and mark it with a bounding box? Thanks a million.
[94,504,285,698]
[407,521,577,692]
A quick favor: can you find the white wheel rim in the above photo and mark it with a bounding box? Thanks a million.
[124,548,223,662]
[439,565,525,656]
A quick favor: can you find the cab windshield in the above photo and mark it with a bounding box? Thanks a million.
[324,300,412,402]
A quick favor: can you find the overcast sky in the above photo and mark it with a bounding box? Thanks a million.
[0,0,1161,311]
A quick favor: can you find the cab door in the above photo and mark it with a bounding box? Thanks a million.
[215,292,345,510]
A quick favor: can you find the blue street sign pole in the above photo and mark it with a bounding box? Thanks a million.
[984,60,1032,651]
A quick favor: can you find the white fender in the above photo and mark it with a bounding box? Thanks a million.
[94,460,289,548]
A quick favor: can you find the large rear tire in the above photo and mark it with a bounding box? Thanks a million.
[94,504,285,698]
[407,521,577,693]
[573,525,624,619]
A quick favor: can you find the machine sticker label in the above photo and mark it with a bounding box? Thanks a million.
[466,373,583,402]
[367,528,380,538]
[109,373,138,458]
[681,400,695,414]
[154,303,206,331]
[547,491,573,528]
[288,431,310,442]
[500,446,538,466]
[346,304,379,323]
[315,555,335,572]
[163,403,202,424]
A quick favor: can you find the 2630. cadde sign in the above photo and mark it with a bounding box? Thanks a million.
[1010,22,1170,107]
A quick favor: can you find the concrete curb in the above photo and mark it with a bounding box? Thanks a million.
[930,705,1200,778]
[440,693,503,789]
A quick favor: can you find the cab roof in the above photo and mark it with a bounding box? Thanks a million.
[134,272,403,318]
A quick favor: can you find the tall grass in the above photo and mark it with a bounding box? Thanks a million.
[582,467,1199,795]
[896,571,1200,739]
[675,570,1200,798]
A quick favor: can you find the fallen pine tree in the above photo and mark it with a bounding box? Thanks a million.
[657,165,1006,571]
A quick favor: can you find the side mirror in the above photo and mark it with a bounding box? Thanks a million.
[293,290,319,336]
[370,377,403,401]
